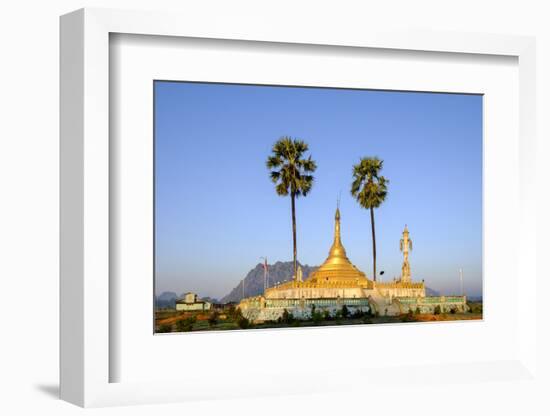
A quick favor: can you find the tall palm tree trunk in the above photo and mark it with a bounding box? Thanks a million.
[370,206,377,281]
[291,193,297,279]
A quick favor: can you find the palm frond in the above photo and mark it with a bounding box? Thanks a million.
[269,170,281,183]
[266,155,282,169]
[276,181,289,196]
[350,156,388,210]
[266,136,317,198]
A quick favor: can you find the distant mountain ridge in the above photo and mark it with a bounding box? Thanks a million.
[220,261,317,304]
[425,287,440,296]
[155,291,177,308]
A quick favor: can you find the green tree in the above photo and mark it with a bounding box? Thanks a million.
[401,310,415,323]
[467,301,483,314]
[309,304,316,320]
[350,157,388,281]
[310,304,323,324]
[176,316,196,332]
[341,305,350,319]
[208,310,220,326]
[175,320,185,332]
[352,309,364,319]
[280,308,295,324]
[267,137,317,279]
[312,311,323,325]
[226,304,244,322]
[157,324,172,333]
[434,305,442,315]
[237,316,251,329]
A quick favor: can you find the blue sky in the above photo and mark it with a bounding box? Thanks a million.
[155,81,482,299]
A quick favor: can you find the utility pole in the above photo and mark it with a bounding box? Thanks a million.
[260,256,268,293]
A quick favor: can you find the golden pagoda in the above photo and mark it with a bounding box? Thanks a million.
[306,207,371,286]
[262,207,373,300]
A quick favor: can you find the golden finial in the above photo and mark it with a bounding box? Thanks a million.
[335,193,341,220]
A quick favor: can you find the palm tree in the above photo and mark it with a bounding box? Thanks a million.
[266,137,317,279]
[350,157,388,281]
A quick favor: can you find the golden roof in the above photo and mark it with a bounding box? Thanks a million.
[306,208,371,286]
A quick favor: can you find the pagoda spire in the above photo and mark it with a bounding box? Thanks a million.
[334,205,341,244]
[326,205,347,263]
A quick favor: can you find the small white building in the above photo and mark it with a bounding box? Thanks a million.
[176,292,212,312]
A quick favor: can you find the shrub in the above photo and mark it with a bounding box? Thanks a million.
[208,311,220,326]
[312,311,323,325]
[281,309,295,324]
[237,316,251,329]
[467,302,483,314]
[157,324,172,333]
[341,305,350,319]
[322,310,331,320]
[401,310,415,323]
[434,305,441,315]
[415,307,421,315]
[227,304,243,320]
[352,309,364,319]
[450,307,457,314]
[310,304,316,318]
[176,316,196,332]
[310,305,323,322]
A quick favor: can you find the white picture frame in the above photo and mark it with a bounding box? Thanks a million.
[60,7,538,408]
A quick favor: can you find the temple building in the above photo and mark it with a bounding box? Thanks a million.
[238,207,467,322]
[176,292,212,312]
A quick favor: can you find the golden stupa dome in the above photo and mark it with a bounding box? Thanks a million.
[306,207,371,285]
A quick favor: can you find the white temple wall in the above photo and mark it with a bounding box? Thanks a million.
[265,286,366,300]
